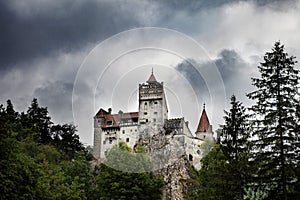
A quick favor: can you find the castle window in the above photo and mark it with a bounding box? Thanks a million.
[107,132,109,134]
[109,140,112,144]
[146,119,148,122]
[122,130,125,134]
[103,140,106,144]
[153,118,156,122]
[107,121,113,126]
[144,112,147,115]
[189,154,193,161]
[126,138,129,142]
[154,102,158,104]
[154,112,157,114]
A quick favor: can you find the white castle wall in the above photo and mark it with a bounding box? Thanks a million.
[93,74,213,170]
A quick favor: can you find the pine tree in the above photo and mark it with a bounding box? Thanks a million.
[220,95,251,161]
[219,95,252,199]
[27,98,52,144]
[193,144,234,200]
[247,41,299,199]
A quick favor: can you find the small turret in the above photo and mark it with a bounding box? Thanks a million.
[146,68,157,83]
[196,103,213,140]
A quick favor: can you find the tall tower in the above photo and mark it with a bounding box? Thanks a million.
[195,103,214,141]
[138,70,168,128]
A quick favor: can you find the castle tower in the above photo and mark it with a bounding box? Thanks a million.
[138,70,168,127]
[195,104,214,141]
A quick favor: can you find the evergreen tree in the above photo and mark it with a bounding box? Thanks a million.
[219,95,252,199]
[51,124,85,159]
[190,144,234,200]
[0,99,92,200]
[27,98,53,144]
[220,95,251,161]
[247,41,300,199]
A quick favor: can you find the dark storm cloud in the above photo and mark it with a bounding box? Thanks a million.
[176,59,209,96]
[1,0,295,71]
[215,49,246,82]
[33,81,74,123]
[33,78,94,124]
[0,0,141,70]
[155,0,295,12]
[176,49,249,100]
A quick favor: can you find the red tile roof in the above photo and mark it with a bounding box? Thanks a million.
[96,108,138,128]
[95,108,109,118]
[147,72,157,83]
[196,108,210,132]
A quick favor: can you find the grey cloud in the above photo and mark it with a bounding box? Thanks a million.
[0,0,142,70]
[154,0,296,13]
[176,49,251,103]
[215,49,246,81]
[1,0,295,71]
[33,81,74,123]
[176,59,209,96]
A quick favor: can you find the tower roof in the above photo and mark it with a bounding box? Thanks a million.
[146,69,157,83]
[196,104,210,132]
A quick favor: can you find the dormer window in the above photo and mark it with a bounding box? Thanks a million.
[107,121,113,126]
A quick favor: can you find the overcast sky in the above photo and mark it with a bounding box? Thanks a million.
[1,0,300,145]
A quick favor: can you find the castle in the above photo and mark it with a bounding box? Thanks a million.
[93,71,214,170]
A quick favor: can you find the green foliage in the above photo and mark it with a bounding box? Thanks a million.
[95,142,165,200]
[189,96,253,200]
[51,124,85,159]
[189,144,235,200]
[0,99,93,200]
[27,98,53,144]
[243,185,269,200]
[219,95,252,161]
[199,137,214,157]
[219,95,252,199]
[247,41,300,199]
[104,141,153,173]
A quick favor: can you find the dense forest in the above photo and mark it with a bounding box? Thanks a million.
[0,41,299,200]
[0,98,164,200]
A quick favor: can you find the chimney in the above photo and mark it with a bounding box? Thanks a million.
[108,108,112,114]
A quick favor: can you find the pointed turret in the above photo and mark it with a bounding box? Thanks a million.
[147,68,157,83]
[196,103,213,141]
[196,104,210,132]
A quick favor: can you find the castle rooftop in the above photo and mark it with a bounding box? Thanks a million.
[196,104,210,132]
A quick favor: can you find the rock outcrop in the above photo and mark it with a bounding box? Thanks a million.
[137,125,193,200]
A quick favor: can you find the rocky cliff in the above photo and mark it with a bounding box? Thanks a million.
[137,125,193,200]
